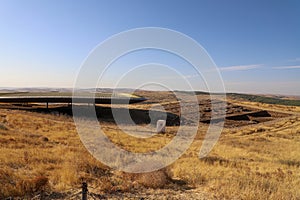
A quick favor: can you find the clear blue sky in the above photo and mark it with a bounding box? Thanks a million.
[0,0,299,95]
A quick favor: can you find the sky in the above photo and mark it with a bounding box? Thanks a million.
[0,0,299,95]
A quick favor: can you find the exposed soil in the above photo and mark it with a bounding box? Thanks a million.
[0,91,290,128]
[133,91,290,128]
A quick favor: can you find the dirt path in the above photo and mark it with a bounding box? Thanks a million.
[228,99,300,116]
[223,99,300,132]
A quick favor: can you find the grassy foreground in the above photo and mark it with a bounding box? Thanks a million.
[0,101,300,199]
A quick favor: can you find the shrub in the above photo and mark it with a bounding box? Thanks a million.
[0,123,8,130]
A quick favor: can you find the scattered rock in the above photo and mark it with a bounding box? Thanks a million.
[40,136,49,142]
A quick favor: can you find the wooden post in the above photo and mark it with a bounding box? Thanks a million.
[40,189,44,200]
[82,182,88,200]
[46,102,48,109]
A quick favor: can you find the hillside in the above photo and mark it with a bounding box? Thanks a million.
[0,91,299,199]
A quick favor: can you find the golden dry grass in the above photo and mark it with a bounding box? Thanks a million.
[0,100,299,199]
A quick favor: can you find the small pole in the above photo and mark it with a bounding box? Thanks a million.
[82,182,88,200]
[46,102,48,109]
[40,189,44,200]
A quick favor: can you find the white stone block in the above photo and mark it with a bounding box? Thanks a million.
[156,120,166,133]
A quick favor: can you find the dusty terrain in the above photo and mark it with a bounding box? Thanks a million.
[0,91,300,199]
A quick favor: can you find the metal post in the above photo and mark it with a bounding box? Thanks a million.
[82,182,88,200]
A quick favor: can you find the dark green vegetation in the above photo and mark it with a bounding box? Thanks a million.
[228,93,300,106]
[177,91,300,106]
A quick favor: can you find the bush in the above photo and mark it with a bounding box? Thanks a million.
[117,161,172,189]
[0,123,8,130]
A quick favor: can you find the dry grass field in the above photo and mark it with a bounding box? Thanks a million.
[0,91,300,199]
